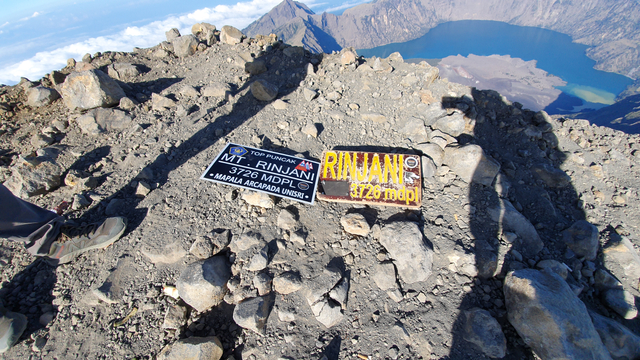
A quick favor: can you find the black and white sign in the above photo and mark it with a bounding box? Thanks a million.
[201,143,321,205]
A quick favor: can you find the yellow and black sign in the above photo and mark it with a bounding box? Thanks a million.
[317,150,421,208]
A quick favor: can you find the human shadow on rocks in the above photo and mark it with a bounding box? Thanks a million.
[443,89,586,359]
[71,43,313,356]
[77,44,313,230]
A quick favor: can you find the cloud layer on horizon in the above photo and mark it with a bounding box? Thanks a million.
[0,0,282,85]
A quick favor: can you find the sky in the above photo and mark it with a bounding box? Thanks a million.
[0,0,369,85]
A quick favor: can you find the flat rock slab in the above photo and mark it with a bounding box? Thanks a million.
[233,294,274,334]
[379,221,433,284]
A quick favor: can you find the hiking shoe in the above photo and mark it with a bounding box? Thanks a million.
[0,310,27,353]
[47,217,127,264]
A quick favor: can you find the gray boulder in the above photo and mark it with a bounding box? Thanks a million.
[232,294,274,334]
[433,112,466,137]
[4,159,62,198]
[462,308,507,358]
[602,234,640,298]
[75,108,133,136]
[245,60,267,75]
[602,288,638,319]
[504,269,611,360]
[379,221,433,284]
[562,220,599,261]
[589,310,640,360]
[107,63,139,80]
[443,144,500,186]
[156,336,223,360]
[165,28,180,42]
[59,69,125,110]
[176,256,230,313]
[172,35,198,57]
[488,199,543,257]
[26,86,59,107]
[219,25,244,45]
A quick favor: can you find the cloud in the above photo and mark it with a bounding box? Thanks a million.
[0,0,281,85]
[20,11,41,22]
[323,0,369,13]
[0,22,9,28]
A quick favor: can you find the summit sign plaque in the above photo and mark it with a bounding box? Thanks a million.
[317,150,422,208]
[201,143,320,205]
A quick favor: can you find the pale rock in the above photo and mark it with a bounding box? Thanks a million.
[461,308,507,359]
[273,271,303,294]
[372,58,392,72]
[372,262,398,290]
[229,231,265,252]
[250,80,278,101]
[179,85,200,98]
[76,108,133,135]
[423,102,448,126]
[414,143,444,166]
[165,28,180,41]
[162,304,188,329]
[27,86,59,107]
[107,63,139,80]
[443,144,500,186]
[289,229,306,245]
[241,191,275,208]
[433,112,466,137]
[233,295,275,334]
[220,25,244,45]
[361,112,386,123]
[277,209,299,230]
[589,310,640,360]
[246,245,269,272]
[340,49,357,66]
[504,269,610,360]
[135,181,151,197]
[421,156,436,180]
[423,66,440,86]
[60,69,125,110]
[303,88,318,102]
[151,93,176,111]
[277,309,296,322]
[301,123,318,137]
[562,220,599,261]
[177,256,230,313]
[328,277,349,309]
[253,273,273,296]
[387,289,404,302]
[202,83,230,97]
[379,221,433,284]
[4,160,61,198]
[387,52,404,62]
[340,213,370,236]
[119,97,136,111]
[141,241,187,264]
[311,299,343,328]
[487,199,543,257]
[272,99,288,110]
[398,117,428,142]
[601,234,640,296]
[156,336,223,360]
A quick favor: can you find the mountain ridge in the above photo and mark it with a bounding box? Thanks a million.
[243,0,640,80]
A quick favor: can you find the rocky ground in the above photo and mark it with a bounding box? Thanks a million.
[0,24,639,360]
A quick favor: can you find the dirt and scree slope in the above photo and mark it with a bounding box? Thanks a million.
[0,24,640,360]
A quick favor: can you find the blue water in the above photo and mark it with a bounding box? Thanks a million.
[358,20,633,113]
